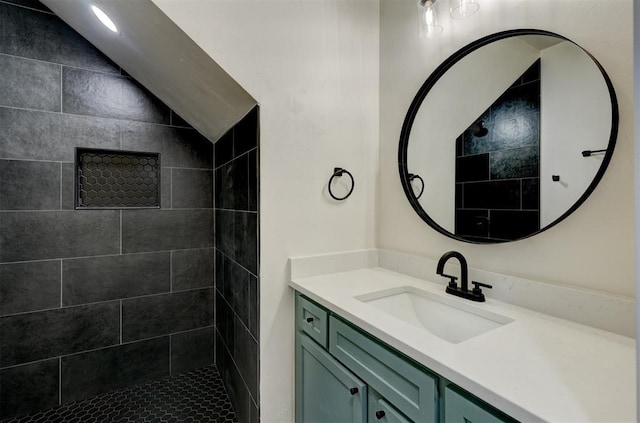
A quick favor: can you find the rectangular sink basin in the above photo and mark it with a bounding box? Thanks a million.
[356,286,513,343]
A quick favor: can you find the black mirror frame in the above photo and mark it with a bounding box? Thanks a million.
[398,29,619,244]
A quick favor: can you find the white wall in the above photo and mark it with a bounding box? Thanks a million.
[379,0,634,297]
[151,1,379,422]
[540,41,613,226]
[408,37,540,230]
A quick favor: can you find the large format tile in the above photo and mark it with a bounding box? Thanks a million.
[216,210,235,259]
[61,337,170,403]
[0,159,60,210]
[0,108,121,162]
[122,209,213,253]
[121,288,214,342]
[233,107,258,158]
[0,358,59,420]
[249,275,259,341]
[216,156,248,211]
[233,316,259,402]
[216,330,252,423]
[223,258,250,329]
[62,252,171,306]
[121,122,213,169]
[0,302,120,367]
[490,210,540,241]
[489,145,539,180]
[61,162,75,210]
[0,3,118,73]
[235,211,258,275]
[0,260,60,316]
[172,169,213,209]
[248,150,258,212]
[462,180,521,210]
[0,54,60,112]
[0,210,120,262]
[172,248,214,291]
[215,130,233,168]
[170,327,214,374]
[62,67,170,124]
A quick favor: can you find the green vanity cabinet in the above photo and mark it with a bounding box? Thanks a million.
[294,293,518,423]
[296,333,367,423]
[368,389,412,423]
[444,385,517,423]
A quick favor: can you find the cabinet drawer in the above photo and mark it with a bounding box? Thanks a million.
[296,295,328,348]
[368,389,412,423]
[296,333,367,423]
[444,385,517,423]
[329,316,438,422]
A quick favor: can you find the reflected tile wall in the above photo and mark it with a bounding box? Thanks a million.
[0,2,215,419]
[455,60,541,242]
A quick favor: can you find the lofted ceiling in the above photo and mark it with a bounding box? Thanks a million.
[40,0,257,144]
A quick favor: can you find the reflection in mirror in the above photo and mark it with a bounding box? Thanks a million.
[401,31,617,243]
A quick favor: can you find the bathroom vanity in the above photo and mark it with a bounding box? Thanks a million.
[289,250,636,423]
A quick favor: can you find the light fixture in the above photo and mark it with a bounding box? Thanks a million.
[91,5,118,33]
[418,0,443,39]
[450,0,480,19]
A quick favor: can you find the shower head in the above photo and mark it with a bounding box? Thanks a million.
[469,120,489,138]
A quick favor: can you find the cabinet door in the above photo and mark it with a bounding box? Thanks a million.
[368,389,412,423]
[444,386,517,423]
[296,333,367,423]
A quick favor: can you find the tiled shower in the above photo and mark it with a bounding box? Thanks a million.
[0,1,259,421]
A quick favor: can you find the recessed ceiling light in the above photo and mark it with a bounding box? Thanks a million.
[91,5,118,33]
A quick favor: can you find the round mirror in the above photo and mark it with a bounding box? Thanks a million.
[399,29,618,243]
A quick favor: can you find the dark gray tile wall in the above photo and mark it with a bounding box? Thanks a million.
[215,107,260,422]
[0,359,59,418]
[0,2,216,420]
[61,337,170,403]
[171,327,215,374]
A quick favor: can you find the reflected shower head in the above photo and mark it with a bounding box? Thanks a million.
[469,120,489,137]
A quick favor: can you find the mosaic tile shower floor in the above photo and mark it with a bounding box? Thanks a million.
[2,366,237,423]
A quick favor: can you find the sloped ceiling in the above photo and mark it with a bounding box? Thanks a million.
[40,0,257,143]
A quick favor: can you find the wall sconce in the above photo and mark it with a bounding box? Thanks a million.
[450,0,480,19]
[418,0,443,38]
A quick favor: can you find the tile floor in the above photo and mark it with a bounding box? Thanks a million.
[1,366,236,423]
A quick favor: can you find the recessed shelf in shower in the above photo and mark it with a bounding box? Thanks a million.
[75,148,161,209]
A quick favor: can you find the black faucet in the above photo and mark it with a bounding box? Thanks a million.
[436,251,492,302]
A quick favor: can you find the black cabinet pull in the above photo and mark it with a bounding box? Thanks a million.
[375,410,386,419]
[306,317,314,323]
[349,387,359,395]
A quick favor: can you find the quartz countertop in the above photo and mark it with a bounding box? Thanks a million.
[290,266,636,423]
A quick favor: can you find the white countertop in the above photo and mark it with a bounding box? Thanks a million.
[290,266,636,423]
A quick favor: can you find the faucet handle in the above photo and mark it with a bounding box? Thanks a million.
[471,281,492,295]
[441,273,458,288]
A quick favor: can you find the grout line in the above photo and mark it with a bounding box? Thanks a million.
[60,260,63,308]
[119,210,123,255]
[214,146,258,170]
[120,300,123,344]
[169,251,173,292]
[0,100,200,130]
[0,247,214,266]
[216,248,258,279]
[215,327,259,407]
[170,168,173,209]
[59,162,63,210]
[0,326,216,371]
[60,64,63,112]
[0,207,214,213]
[0,157,74,164]
[59,358,62,405]
[0,0,56,14]
[169,335,172,376]
[1,286,212,318]
[215,287,258,344]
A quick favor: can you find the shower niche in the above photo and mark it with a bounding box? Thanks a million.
[76,148,161,209]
